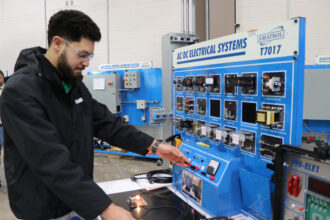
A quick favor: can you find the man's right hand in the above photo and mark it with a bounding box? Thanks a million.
[101,203,136,220]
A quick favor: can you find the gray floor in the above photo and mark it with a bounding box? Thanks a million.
[0,151,168,219]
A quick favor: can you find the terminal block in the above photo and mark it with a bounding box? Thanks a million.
[183,76,195,92]
[184,98,195,114]
[224,100,237,121]
[224,74,237,95]
[262,72,285,96]
[174,116,184,130]
[258,135,282,158]
[209,75,220,93]
[238,73,257,94]
[195,76,206,92]
[231,131,256,153]
[149,108,173,124]
[176,97,183,111]
[208,124,221,142]
[174,76,184,91]
[256,104,284,129]
[196,98,207,115]
[224,73,256,94]
[221,127,236,147]
[194,120,207,138]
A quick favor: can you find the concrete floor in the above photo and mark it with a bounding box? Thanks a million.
[0,151,168,219]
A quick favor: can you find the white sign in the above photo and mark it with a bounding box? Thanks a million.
[316,56,330,65]
[93,78,105,90]
[99,61,153,71]
[174,19,301,68]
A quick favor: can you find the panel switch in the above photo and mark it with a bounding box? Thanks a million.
[287,175,301,197]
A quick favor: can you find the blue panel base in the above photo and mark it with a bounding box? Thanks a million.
[173,144,242,217]
[239,168,272,220]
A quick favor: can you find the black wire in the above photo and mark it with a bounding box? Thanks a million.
[139,187,173,200]
[131,169,172,184]
[147,169,172,184]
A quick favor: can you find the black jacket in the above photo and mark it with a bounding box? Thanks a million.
[0,47,154,220]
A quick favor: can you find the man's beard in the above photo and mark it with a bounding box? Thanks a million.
[58,50,83,83]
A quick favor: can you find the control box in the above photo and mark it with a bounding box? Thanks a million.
[123,71,141,89]
[172,18,306,219]
[83,73,122,113]
[179,143,242,216]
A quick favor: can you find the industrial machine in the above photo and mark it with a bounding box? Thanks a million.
[171,18,306,219]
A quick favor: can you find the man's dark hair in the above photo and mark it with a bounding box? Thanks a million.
[47,10,101,46]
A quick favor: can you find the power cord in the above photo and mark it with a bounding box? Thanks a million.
[131,169,172,184]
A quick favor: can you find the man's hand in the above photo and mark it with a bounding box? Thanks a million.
[151,142,190,167]
[101,203,136,220]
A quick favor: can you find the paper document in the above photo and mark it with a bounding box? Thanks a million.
[93,78,105,90]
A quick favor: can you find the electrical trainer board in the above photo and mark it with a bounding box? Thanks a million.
[171,18,306,219]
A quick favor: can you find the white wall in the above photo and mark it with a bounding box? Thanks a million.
[0,0,46,76]
[0,0,181,75]
[236,0,330,64]
[108,0,181,67]
[1,0,329,76]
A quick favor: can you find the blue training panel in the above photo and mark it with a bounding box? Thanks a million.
[171,18,306,219]
[87,68,163,125]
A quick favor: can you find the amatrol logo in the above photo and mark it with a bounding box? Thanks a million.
[257,26,285,46]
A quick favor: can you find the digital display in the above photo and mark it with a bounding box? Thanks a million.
[308,177,330,198]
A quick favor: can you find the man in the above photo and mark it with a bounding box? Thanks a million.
[0,10,189,220]
[0,70,4,187]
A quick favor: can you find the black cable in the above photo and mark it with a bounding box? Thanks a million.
[147,169,172,184]
[131,169,172,184]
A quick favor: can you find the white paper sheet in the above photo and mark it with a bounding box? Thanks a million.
[98,178,143,195]
[93,78,105,90]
